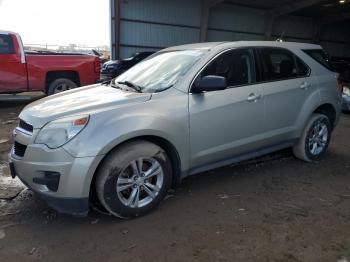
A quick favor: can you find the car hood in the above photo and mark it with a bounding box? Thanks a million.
[19,84,152,128]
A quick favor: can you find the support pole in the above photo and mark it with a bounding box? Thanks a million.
[312,20,322,44]
[113,0,121,59]
[265,15,275,40]
[199,0,210,42]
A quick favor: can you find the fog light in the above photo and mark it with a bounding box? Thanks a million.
[33,172,60,192]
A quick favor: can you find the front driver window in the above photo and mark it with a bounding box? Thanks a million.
[197,48,256,88]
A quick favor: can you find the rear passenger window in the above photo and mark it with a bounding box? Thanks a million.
[260,48,297,81]
[199,48,256,87]
[296,57,310,77]
[0,34,15,54]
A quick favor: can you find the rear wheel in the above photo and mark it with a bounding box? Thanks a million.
[47,78,77,95]
[96,140,172,218]
[293,113,332,162]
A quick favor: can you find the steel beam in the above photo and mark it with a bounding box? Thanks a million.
[199,0,210,42]
[270,0,325,17]
[199,0,224,42]
[312,19,322,43]
[113,0,121,59]
[264,15,275,40]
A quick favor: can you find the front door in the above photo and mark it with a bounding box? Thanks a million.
[0,33,27,93]
[189,48,265,170]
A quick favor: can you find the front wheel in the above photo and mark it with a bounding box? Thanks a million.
[96,140,172,218]
[293,113,332,162]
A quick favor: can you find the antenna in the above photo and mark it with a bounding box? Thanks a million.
[276,31,285,42]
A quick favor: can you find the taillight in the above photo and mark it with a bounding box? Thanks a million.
[94,59,101,74]
[338,78,344,93]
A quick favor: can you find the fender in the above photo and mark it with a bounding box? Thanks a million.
[70,116,189,198]
[294,86,340,139]
[63,97,190,172]
[293,87,322,139]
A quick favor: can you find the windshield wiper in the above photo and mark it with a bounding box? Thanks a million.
[101,79,123,90]
[101,80,112,85]
[117,81,142,93]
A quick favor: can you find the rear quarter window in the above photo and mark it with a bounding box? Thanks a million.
[303,49,333,71]
[296,57,310,77]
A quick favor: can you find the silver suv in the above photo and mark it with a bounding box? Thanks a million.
[9,42,342,218]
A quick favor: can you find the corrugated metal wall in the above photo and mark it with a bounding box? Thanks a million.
[320,24,350,57]
[114,0,350,59]
[208,4,350,57]
[208,5,266,42]
[119,0,201,58]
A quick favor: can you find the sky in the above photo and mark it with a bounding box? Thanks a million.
[0,0,110,48]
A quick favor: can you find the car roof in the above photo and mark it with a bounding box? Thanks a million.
[163,42,226,51]
[163,41,322,52]
[0,30,18,36]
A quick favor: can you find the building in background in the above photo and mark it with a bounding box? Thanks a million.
[110,0,350,60]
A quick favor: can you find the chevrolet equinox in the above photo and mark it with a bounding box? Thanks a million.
[9,42,343,218]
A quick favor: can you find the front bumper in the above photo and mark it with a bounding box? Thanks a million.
[342,95,350,112]
[12,168,89,216]
[9,128,104,216]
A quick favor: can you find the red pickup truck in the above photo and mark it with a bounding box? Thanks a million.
[0,31,100,95]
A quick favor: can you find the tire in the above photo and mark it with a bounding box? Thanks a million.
[96,140,172,218]
[293,113,332,162]
[47,78,77,95]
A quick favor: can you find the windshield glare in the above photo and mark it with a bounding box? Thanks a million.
[113,50,205,93]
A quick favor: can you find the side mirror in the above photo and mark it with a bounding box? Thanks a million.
[192,75,227,93]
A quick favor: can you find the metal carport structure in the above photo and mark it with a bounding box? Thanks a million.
[110,0,350,59]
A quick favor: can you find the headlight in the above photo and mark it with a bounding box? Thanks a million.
[35,115,89,149]
[343,87,350,96]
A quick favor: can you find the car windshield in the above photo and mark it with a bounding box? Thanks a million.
[112,50,205,93]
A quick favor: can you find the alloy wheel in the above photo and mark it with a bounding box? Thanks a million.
[116,157,164,208]
[308,120,329,156]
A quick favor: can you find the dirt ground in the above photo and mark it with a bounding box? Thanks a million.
[0,94,350,262]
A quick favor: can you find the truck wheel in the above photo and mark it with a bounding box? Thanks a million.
[293,113,332,162]
[96,140,172,218]
[47,78,77,95]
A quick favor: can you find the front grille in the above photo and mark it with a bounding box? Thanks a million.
[13,141,27,158]
[19,119,33,133]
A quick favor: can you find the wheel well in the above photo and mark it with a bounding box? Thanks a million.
[313,104,336,129]
[136,136,182,186]
[89,136,182,204]
[45,71,80,91]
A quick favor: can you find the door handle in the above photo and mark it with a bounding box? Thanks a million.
[247,93,262,102]
[300,82,311,90]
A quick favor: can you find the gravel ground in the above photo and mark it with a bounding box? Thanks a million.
[0,94,350,262]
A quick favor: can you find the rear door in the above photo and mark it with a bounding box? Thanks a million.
[0,33,27,93]
[257,47,315,144]
[189,48,265,170]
